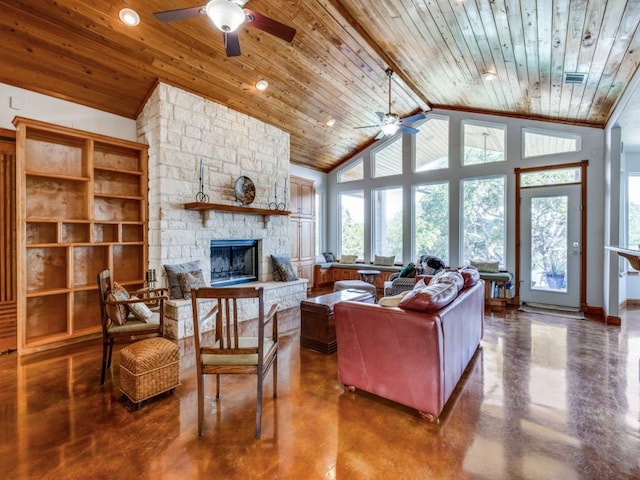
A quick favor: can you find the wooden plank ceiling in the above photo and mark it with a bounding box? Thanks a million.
[1,0,639,172]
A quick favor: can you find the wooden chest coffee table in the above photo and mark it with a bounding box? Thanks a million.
[300,289,374,354]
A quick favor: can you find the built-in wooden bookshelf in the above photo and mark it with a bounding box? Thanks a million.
[13,117,148,354]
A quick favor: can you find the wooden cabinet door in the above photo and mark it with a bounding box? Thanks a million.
[0,139,17,352]
[289,178,301,213]
[290,217,301,262]
[299,218,314,262]
[299,182,314,217]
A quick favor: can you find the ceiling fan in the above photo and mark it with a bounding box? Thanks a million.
[355,69,426,140]
[153,0,296,57]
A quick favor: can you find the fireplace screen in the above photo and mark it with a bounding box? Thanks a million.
[210,240,259,286]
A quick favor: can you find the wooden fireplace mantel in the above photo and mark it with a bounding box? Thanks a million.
[184,202,290,216]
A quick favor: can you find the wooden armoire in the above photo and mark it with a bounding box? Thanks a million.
[289,176,315,286]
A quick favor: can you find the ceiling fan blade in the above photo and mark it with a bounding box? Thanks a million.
[374,131,386,140]
[375,112,387,122]
[153,6,205,22]
[354,124,381,129]
[401,112,426,124]
[243,9,296,42]
[224,31,241,57]
[400,125,419,135]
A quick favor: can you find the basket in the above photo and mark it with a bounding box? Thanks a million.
[120,337,180,406]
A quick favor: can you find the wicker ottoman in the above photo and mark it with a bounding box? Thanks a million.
[120,337,180,408]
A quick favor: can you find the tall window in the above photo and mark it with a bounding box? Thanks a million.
[339,191,364,259]
[372,138,402,178]
[462,176,505,265]
[628,174,640,252]
[523,128,581,158]
[338,158,364,183]
[372,187,403,261]
[414,182,449,264]
[415,116,449,171]
[463,121,506,165]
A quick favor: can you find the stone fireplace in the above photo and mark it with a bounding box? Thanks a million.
[210,239,259,286]
[136,83,308,339]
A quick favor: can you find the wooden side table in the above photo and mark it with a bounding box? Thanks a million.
[357,269,381,284]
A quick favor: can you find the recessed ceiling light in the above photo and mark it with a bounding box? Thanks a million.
[255,80,269,91]
[482,71,498,80]
[119,8,140,26]
[326,118,336,127]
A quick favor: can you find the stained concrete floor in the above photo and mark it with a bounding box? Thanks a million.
[1,306,639,479]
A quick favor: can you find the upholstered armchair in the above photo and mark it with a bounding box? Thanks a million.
[383,274,417,296]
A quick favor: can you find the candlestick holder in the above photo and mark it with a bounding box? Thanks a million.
[195,159,209,203]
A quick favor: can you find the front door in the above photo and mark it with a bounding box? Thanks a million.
[519,184,581,309]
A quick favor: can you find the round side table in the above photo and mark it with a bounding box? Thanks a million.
[357,269,381,285]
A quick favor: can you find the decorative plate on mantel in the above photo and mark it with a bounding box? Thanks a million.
[234,176,256,206]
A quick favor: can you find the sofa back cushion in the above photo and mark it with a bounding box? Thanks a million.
[398,281,459,312]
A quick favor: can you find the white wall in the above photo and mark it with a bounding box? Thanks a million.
[0,83,136,140]
[327,109,606,309]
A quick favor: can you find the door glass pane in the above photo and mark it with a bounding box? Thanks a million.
[530,196,568,292]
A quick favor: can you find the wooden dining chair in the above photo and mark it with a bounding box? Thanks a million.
[97,269,167,384]
[191,286,279,439]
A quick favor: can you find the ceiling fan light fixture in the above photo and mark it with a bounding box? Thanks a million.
[255,80,269,90]
[206,0,246,33]
[381,123,400,136]
[119,8,140,26]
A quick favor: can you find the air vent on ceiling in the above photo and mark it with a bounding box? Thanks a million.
[564,72,586,85]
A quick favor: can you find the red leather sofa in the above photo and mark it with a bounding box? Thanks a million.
[333,268,484,421]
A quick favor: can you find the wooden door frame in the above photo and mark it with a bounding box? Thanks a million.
[514,160,588,310]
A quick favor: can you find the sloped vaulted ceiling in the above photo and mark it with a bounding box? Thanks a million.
[1,0,640,171]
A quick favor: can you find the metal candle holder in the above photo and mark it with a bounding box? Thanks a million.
[196,159,209,202]
[269,180,286,211]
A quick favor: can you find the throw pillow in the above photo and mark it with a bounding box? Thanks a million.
[164,260,203,299]
[431,270,464,294]
[399,262,416,278]
[419,255,446,275]
[413,278,427,289]
[459,266,480,289]
[378,291,410,307]
[271,255,299,282]
[398,282,459,312]
[127,296,154,322]
[322,252,336,263]
[339,254,358,264]
[106,289,129,326]
[428,269,447,285]
[470,260,499,273]
[178,270,207,300]
[374,255,395,266]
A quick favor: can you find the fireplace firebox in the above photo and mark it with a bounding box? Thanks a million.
[210,240,259,286]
